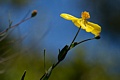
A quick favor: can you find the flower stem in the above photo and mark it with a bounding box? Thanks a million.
[77,37,95,45]
[40,27,81,80]
[68,27,81,50]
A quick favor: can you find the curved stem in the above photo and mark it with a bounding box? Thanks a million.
[77,37,95,45]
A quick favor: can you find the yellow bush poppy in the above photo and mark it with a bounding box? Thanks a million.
[60,11,101,37]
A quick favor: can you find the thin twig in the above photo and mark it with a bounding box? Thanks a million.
[0,17,31,35]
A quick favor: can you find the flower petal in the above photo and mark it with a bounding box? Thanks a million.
[85,24,94,32]
[60,13,78,20]
[72,19,82,28]
[87,21,101,36]
[80,20,86,29]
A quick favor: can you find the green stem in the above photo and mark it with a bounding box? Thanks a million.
[40,27,81,80]
[44,49,46,72]
[68,27,81,50]
[77,37,95,45]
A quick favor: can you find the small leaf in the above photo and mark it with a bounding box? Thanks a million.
[21,70,26,80]
[58,45,69,62]
[0,31,7,37]
[70,42,78,49]
[43,66,53,80]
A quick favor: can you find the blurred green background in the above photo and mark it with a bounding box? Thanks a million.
[0,0,120,80]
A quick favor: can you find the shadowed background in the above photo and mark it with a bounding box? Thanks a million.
[0,0,120,80]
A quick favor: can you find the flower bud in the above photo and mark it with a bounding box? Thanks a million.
[31,10,37,17]
[95,36,101,39]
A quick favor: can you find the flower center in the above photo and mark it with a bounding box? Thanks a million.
[81,11,90,19]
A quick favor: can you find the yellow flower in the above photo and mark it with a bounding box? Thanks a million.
[60,11,101,37]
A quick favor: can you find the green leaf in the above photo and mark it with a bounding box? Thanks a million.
[21,70,26,80]
[58,45,69,62]
[70,42,78,49]
[43,66,53,80]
